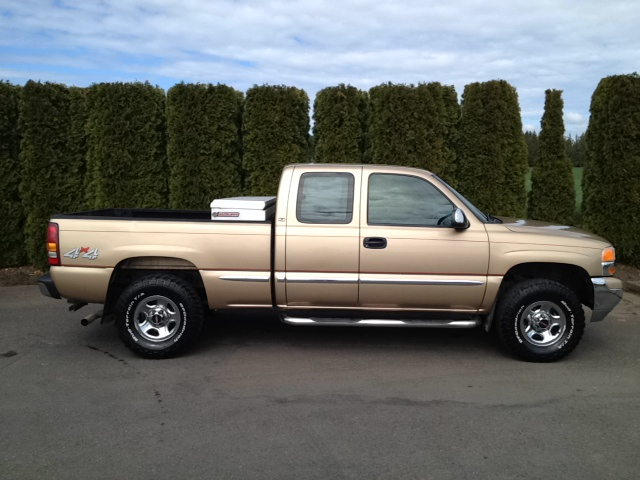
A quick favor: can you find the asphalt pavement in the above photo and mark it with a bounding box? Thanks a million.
[1,285,639,480]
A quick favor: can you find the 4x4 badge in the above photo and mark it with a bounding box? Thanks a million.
[63,247,99,260]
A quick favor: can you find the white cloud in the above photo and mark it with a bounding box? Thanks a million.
[565,112,585,124]
[1,0,639,136]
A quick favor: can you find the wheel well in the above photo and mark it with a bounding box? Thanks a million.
[498,263,594,309]
[103,257,208,319]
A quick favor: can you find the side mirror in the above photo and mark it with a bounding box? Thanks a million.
[452,208,469,229]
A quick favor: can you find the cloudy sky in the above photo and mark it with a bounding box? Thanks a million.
[1,0,638,136]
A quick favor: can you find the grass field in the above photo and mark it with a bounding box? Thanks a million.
[526,167,583,212]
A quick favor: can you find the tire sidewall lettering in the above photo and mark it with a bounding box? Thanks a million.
[173,302,188,343]
[125,293,145,343]
[513,305,525,344]
[557,300,575,350]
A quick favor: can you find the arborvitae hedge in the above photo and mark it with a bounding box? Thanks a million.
[583,73,640,265]
[19,81,79,268]
[242,85,310,195]
[528,90,575,224]
[167,83,243,209]
[67,87,89,210]
[440,85,461,185]
[0,81,25,267]
[312,84,368,163]
[456,80,528,217]
[85,82,167,209]
[367,83,458,178]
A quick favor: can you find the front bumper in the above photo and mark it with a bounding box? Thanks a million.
[591,277,623,322]
[38,274,61,299]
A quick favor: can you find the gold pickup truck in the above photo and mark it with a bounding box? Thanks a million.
[38,164,622,362]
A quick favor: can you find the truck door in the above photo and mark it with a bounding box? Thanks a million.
[358,168,489,311]
[279,165,362,307]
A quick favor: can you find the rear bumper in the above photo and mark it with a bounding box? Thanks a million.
[591,277,623,322]
[38,274,61,299]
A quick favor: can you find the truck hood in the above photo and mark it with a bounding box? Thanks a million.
[498,217,611,244]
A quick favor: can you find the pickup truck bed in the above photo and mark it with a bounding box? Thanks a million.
[48,209,274,308]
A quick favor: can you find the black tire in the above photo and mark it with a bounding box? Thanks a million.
[495,279,585,362]
[115,274,204,359]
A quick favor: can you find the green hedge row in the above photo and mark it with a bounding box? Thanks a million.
[167,83,243,209]
[368,82,460,182]
[242,85,310,196]
[0,81,24,267]
[19,81,87,269]
[3,77,640,268]
[455,80,529,218]
[583,73,640,265]
[85,82,167,209]
[313,84,368,164]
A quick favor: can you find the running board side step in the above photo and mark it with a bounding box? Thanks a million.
[280,315,481,328]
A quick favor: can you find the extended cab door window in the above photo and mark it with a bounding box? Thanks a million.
[368,174,454,226]
[297,173,354,224]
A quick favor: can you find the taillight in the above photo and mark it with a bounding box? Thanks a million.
[47,223,60,266]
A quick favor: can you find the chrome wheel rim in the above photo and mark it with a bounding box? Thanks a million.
[519,301,567,347]
[133,295,181,343]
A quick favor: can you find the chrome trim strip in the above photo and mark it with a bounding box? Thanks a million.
[219,275,270,283]
[276,274,483,286]
[285,277,359,284]
[281,315,480,328]
[360,279,484,286]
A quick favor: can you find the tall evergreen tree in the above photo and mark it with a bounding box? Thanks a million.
[67,87,89,210]
[456,80,529,217]
[84,82,167,209]
[167,83,243,209]
[583,73,640,265]
[242,85,310,196]
[528,89,575,224]
[312,84,368,163]
[440,85,461,185]
[0,81,25,267]
[19,81,82,268]
[367,82,458,178]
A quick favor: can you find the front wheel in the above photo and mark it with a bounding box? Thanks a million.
[115,274,204,359]
[495,279,585,362]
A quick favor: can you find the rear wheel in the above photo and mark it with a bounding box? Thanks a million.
[496,279,585,362]
[115,274,204,359]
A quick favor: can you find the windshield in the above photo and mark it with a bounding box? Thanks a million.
[431,175,502,224]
